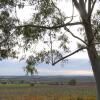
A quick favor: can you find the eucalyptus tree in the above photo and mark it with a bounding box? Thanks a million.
[0,0,100,99]
[0,0,19,59]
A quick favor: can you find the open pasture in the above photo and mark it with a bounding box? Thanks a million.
[0,82,96,100]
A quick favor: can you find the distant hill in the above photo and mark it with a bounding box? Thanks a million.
[0,76,95,83]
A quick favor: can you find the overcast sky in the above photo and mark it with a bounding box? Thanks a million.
[0,0,95,76]
[0,53,93,76]
[0,58,93,76]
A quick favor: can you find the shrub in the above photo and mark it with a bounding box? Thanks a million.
[30,83,35,87]
[68,79,77,86]
[20,80,24,84]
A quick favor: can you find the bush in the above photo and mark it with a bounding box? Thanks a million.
[1,81,7,84]
[30,83,35,87]
[68,79,77,86]
[20,80,24,84]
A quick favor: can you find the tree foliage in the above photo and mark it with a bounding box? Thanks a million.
[2,0,100,99]
[0,0,19,59]
[0,0,100,74]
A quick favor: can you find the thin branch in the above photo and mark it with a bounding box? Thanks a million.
[51,0,75,24]
[51,1,87,45]
[51,0,74,24]
[88,0,91,16]
[65,15,79,19]
[14,1,21,26]
[52,47,87,65]
[49,32,53,64]
[16,22,82,30]
[89,0,97,18]
[51,1,86,45]
[72,0,80,11]
[64,27,88,45]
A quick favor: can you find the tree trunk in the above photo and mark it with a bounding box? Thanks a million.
[83,20,100,100]
[88,48,100,100]
[93,61,100,100]
[72,0,100,99]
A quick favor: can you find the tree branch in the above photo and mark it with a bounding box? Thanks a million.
[64,27,88,45]
[72,0,80,11]
[51,1,86,45]
[16,22,82,30]
[52,47,87,65]
[88,0,91,16]
[89,0,96,18]
[79,0,86,12]
[73,0,87,20]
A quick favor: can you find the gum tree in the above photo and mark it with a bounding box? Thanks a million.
[0,0,18,59]
[0,0,100,99]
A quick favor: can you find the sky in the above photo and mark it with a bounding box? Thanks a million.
[0,0,95,76]
[0,58,93,76]
[0,52,93,76]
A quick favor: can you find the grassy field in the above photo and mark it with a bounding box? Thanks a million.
[0,83,96,100]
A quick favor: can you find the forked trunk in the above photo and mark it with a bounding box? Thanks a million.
[72,0,100,99]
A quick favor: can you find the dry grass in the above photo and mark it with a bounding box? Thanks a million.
[0,95,96,100]
[0,84,96,100]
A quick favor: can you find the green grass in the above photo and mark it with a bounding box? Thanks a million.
[0,84,96,95]
[0,84,29,87]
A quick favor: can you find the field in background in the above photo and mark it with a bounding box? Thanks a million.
[0,82,96,100]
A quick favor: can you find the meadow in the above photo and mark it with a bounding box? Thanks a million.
[0,83,96,100]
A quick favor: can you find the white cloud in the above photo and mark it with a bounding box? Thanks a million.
[37,67,93,76]
[64,70,93,76]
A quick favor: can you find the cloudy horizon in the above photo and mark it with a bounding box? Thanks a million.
[0,57,93,76]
